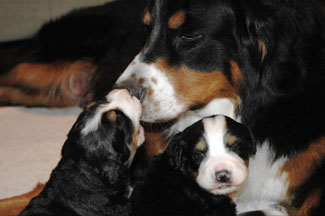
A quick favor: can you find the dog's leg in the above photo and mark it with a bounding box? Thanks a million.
[0,61,96,107]
[0,183,44,216]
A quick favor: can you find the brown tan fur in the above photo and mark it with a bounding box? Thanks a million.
[155,58,240,108]
[0,183,44,216]
[281,137,325,214]
[143,9,151,25]
[226,135,238,147]
[144,128,168,157]
[282,137,325,191]
[168,11,186,29]
[296,189,322,216]
[195,139,207,152]
[0,61,96,107]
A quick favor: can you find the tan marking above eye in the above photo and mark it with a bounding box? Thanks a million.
[143,9,151,25]
[168,10,186,29]
[106,110,117,122]
[195,139,207,151]
[227,135,238,147]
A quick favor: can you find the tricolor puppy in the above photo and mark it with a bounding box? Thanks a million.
[131,115,255,216]
[19,89,144,216]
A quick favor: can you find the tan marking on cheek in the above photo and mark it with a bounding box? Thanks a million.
[128,128,139,166]
[144,129,168,157]
[143,9,151,25]
[230,60,243,88]
[155,58,240,107]
[281,137,325,193]
[187,166,198,178]
[106,110,117,122]
[168,10,186,29]
[227,135,238,147]
[195,140,207,151]
[297,189,322,216]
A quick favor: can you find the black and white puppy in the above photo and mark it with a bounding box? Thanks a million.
[131,115,255,216]
[19,89,144,216]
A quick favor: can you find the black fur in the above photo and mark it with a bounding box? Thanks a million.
[130,116,256,216]
[19,105,136,216]
[0,0,147,106]
[136,0,325,213]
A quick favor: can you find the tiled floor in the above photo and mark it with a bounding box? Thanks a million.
[0,0,113,41]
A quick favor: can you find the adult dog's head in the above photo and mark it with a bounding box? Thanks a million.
[165,115,255,195]
[62,89,145,186]
[116,0,321,123]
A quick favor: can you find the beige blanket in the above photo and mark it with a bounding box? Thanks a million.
[0,106,81,199]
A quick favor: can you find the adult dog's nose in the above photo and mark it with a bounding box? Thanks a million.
[113,83,146,102]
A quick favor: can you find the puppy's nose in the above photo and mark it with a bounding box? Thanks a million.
[215,170,231,183]
[113,84,146,102]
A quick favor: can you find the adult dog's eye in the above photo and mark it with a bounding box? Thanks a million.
[180,33,203,42]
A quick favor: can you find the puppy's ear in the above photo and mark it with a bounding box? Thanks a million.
[101,161,128,187]
[166,134,188,171]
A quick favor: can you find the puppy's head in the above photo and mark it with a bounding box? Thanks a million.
[167,115,255,195]
[63,89,144,185]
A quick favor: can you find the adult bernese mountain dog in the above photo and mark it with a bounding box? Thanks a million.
[131,115,255,216]
[0,0,324,215]
[115,0,325,215]
[19,89,145,216]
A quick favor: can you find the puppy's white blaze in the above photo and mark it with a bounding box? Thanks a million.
[81,89,142,135]
[203,116,228,156]
[117,55,185,122]
[196,116,247,195]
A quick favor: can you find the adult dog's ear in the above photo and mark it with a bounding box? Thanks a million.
[166,134,188,171]
[235,0,310,97]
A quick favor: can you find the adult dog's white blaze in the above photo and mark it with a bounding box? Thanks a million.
[117,55,185,122]
[196,116,247,195]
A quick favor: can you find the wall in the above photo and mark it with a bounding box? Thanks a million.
[0,0,113,41]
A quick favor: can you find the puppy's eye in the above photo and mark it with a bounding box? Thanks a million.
[193,150,206,161]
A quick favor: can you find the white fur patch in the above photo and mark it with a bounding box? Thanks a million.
[81,89,142,136]
[234,142,289,215]
[165,98,237,138]
[117,55,185,122]
[196,116,247,195]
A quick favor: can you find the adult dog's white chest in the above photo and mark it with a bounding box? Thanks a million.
[234,143,290,215]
